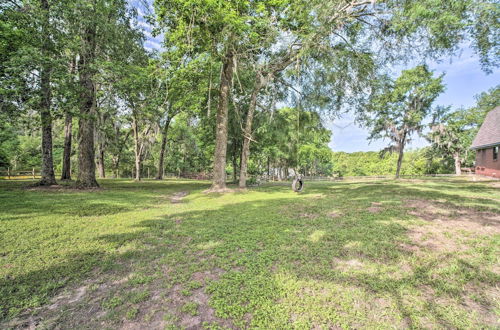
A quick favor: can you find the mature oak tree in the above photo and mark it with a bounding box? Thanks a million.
[365,66,444,178]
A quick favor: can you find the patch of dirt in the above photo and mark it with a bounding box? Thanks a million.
[119,281,233,330]
[461,296,498,327]
[156,278,234,330]
[112,273,134,285]
[406,200,452,220]
[400,179,427,184]
[3,265,234,330]
[3,271,108,329]
[405,199,500,254]
[203,187,236,194]
[470,175,500,182]
[490,182,500,188]
[48,286,88,310]
[393,262,413,278]
[25,184,103,192]
[170,191,189,203]
[406,199,500,228]
[191,268,225,285]
[398,242,420,253]
[280,204,324,221]
[179,289,218,328]
[4,316,39,329]
[417,283,498,328]
[332,258,364,271]
[407,228,467,254]
[299,213,319,220]
[328,211,342,218]
[463,284,499,326]
[171,216,183,224]
[293,285,405,329]
[367,202,383,213]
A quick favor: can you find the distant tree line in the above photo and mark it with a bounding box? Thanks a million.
[332,149,453,177]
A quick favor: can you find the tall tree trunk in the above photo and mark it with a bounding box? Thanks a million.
[112,157,119,178]
[395,139,405,179]
[76,25,99,188]
[156,118,171,180]
[39,0,56,186]
[111,130,130,179]
[97,146,105,178]
[211,50,235,190]
[61,113,73,180]
[39,71,56,185]
[61,58,76,181]
[454,152,462,175]
[95,111,106,179]
[396,150,404,178]
[232,141,238,183]
[132,115,141,181]
[135,155,141,181]
[267,157,270,178]
[239,75,263,188]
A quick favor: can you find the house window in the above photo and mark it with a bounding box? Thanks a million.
[494,146,499,161]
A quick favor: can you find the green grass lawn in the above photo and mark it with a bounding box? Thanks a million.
[0,178,499,329]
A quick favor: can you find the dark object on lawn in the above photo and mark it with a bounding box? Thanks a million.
[292,176,304,192]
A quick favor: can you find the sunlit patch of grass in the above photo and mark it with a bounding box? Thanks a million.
[197,241,223,250]
[308,230,326,242]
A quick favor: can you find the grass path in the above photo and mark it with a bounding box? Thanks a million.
[0,178,499,328]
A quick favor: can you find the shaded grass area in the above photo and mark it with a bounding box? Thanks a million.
[0,177,499,328]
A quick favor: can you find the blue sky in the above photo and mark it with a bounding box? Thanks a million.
[131,1,498,153]
[329,50,499,153]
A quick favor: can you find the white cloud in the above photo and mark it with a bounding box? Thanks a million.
[136,20,153,31]
[327,113,430,153]
[432,55,480,77]
[136,7,147,18]
[145,39,162,50]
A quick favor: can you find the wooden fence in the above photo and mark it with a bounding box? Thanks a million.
[256,173,476,183]
[0,169,476,182]
[0,168,41,180]
[0,169,209,180]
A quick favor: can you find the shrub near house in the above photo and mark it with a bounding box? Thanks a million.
[471,106,500,177]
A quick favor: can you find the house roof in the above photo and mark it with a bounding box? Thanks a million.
[471,106,500,149]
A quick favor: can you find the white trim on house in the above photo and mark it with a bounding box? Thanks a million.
[470,142,500,150]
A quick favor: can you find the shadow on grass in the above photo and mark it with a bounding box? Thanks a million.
[0,179,211,220]
[253,180,500,211]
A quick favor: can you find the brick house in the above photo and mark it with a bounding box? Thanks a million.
[471,106,500,178]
